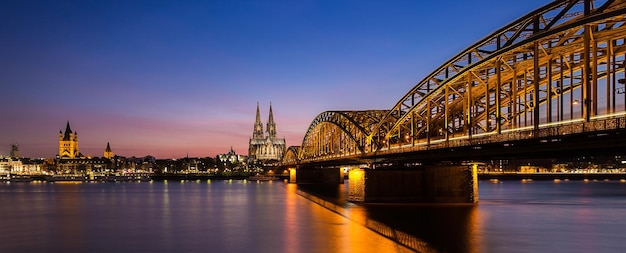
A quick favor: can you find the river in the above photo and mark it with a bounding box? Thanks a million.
[1,179,625,253]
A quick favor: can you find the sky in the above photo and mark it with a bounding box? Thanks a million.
[0,0,552,159]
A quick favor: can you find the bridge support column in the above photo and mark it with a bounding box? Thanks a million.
[348,165,478,203]
[288,167,297,183]
[347,167,366,202]
[289,166,343,184]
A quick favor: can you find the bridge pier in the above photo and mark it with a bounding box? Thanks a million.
[288,166,344,184]
[348,164,478,203]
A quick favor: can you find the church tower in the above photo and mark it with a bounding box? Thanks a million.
[266,102,277,138]
[253,102,264,139]
[58,121,79,158]
[104,142,114,159]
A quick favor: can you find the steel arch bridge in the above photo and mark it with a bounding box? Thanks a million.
[283,0,626,166]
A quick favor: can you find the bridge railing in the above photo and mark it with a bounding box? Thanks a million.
[373,114,626,156]
[292,120,609,165]
[287,114,626,165]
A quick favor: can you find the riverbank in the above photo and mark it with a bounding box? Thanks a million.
[2,173,290,183]
[479,172,626,181]
[150,173,289,181]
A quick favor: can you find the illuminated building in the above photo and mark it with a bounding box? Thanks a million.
[104,142,114,159]
[248,102,286,164]
[58,121,80,158]
[0,156,44,175]
[55,121,113,174]
[218,147,247,164]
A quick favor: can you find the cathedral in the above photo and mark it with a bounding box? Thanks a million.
[248,103,286,163]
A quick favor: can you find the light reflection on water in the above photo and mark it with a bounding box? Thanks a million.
[297,180,626,253]
[1,180,626,253]
[0,181,412,253]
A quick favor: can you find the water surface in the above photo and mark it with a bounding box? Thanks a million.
[0,180,408,253]
[1,179,625,253]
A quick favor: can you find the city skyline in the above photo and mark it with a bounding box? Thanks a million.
[0,0,550,158]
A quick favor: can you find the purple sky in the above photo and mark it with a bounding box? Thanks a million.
[1,0,550,159]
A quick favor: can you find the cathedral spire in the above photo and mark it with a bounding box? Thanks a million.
[253,102,264,139]
[267,102,277,138]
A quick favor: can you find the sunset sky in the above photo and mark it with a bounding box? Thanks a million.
[1,0,550,158]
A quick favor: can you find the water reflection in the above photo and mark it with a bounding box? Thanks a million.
[290,184,413,253]
[56,183,87,252]
[362,204,478,253]
[295,183,481,253]
[283,184,301,253]
[4,180,624,252]
[295,180,626,253]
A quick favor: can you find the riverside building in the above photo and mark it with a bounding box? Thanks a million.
[55,121,114,174]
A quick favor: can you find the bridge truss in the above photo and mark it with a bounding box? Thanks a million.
[284,0,626,165]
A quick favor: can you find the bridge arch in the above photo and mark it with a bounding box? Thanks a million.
[369,0,626,151]
[282,146,300,165]
[299,110,387,162]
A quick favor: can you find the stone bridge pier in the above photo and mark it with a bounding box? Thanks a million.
[348,164,479,203]
[289,164,478,203]
[288,165,344,185]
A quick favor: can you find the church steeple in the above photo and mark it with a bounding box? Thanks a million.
[267,102,277,138]
[104,142,114,159]
[253,102,264,139]
[63,121,73,140]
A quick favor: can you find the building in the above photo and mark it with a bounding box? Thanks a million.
[248,102,286,164]
[58,121,80,158]
[0,156,44,175]
[55,121,115,174]
[218,147,247,165]
[104,142,114,159]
